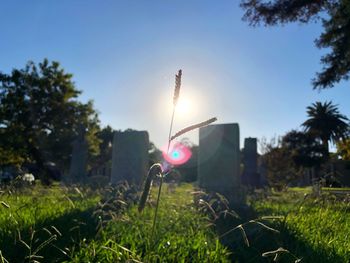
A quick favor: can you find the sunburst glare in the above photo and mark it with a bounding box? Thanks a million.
[175,97,192,115]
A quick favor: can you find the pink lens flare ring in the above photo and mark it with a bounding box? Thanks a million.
[162,142,192,166]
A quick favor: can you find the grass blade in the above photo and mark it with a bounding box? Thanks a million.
[0,201,10,209]
[138,164,162,213]
[238,225,250,247]
[170,117,217,141]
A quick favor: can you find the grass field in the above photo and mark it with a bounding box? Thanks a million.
[70,183,230,262]
[249,188,350,263]
[0,184,100,262]
[1,183,349,262]
[0,183,230,262]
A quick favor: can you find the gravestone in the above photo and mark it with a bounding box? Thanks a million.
[68,127,88,183]
[242,137,260,187]
[111,130,149,185]
[198,123,243,203]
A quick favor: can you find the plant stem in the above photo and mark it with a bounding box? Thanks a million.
[150,174,163,242]
[151,105,176,241]
[167,107,176,153]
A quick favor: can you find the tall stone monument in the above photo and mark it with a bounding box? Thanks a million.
[69,126,88,183]
[242,137,260,187]
[198,123,242,203]
[111,130,149,185]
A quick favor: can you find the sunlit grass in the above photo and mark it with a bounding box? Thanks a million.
[0,183,230,262]
[71,183,230,262]
[0,184,100,262]
[251,188,350,262]
[2,183,349,262]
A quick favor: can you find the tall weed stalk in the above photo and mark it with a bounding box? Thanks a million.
[138,70,217,243]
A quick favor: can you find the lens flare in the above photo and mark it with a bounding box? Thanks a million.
[162,142,192,166]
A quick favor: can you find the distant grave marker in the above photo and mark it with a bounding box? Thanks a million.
[68,127,88,183]
[198,123,243,203]
[111,130,149,185]
[242,137,260,187]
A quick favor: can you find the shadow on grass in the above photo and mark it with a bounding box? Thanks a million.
[216,205,345,263]
[0,207,98,262]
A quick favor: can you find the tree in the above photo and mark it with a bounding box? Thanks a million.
[302,101,349,156]
[282,130,327,168]
[175,138,198,182]
[260,137,300,190]
[336,138,350,160]
[0,59,100,184]
[240,0,350,89]
[260,131,328,188]
[89,125,114,173]
[149,142,162,165]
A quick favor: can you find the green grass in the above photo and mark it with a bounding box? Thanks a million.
[0,183,230,262]
[250,188,350,263]
[2,183,349,262]
[0,184,99,228]
[321,187,350,191]
[0,184,100,262]
[288,187,312,193]
[70,183,230,262]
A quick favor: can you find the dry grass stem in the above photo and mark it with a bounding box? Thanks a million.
[238,225,250,247]
[1,201,10,208]
[170,117,217,141]
[248,220,280,233]
[0,250,9,263]
[138,164,162,213]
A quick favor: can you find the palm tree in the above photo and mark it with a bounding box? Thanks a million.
[302,101,349,157]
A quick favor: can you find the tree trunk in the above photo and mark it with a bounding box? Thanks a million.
[26,140,52,185]
[322,138,329,159]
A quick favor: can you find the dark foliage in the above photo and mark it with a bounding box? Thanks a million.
[261,144,300,189]
[174,139,198,182]
[0,59,100,184]
[302,101,349,155]
[337,138,350,160]
[282,130,327,168]
[89,125,114,172]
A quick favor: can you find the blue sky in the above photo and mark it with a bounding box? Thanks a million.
[1,1,349,150]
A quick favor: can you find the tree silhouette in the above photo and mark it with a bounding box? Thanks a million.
[282,130,327,168]
[0,59,100,184]
[259,136,300,190]
[89,125,114,172]
[302,101,349,156]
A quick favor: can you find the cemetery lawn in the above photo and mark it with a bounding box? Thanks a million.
[1,184,350,262]
[0,184,100,262]
[250,188,350,263]
[69,183,230,262]
[0,183,230,262]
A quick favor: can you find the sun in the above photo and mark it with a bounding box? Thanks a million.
[175,97,192,115]
[157,86,202,124]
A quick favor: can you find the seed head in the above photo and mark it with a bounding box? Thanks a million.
[173,70,182,106]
